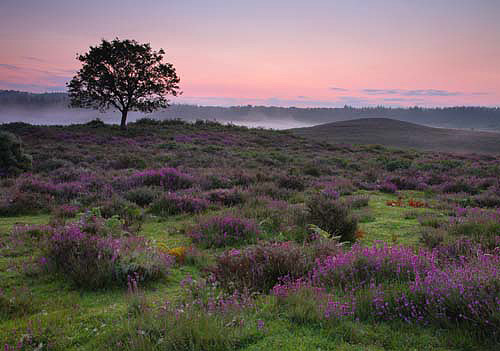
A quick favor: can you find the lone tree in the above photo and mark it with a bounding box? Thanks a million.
[67,38,181,129]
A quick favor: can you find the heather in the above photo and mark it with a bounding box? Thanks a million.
[188,215,260,248]
[1,120,500,350]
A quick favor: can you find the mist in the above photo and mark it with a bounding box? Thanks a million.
[0,106,316,130]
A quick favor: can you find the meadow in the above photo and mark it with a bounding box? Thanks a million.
[1,118,499,350]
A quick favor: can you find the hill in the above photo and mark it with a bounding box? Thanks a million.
[291,118,500,154]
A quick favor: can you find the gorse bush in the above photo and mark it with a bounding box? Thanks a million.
[150,193,209,216]
[0,131,32,177]
[304,193,358,242]
[188,216,260,248]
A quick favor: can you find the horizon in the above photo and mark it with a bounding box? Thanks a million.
[1,1,499,108]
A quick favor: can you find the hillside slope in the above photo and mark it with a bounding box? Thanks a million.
[291,118,500,154]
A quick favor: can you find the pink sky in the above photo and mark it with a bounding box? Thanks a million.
[1,0,499,107]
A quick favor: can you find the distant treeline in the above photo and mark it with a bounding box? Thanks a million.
[1,90,499,130]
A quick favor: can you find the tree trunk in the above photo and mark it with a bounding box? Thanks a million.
[120,109,128,130]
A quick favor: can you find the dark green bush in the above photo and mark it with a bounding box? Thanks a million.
[0,131,32,176]
[304,193,358,242]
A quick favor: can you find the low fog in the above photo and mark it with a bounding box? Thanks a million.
[0,107,316,130]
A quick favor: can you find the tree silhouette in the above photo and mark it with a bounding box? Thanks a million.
[67,38,181,129]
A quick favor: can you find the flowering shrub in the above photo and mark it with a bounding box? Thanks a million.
[188,216,260,248]
[150,193,209,216]
[127,167,194,190]
[206,188,246,207]
[311,244,435,289]
[42,223,173,289]
[52,204,79,219]
[211,241,311,293]
[371,253,500,338]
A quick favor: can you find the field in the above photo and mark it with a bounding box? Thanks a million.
[1,119,499,350]
[292,118,500,154]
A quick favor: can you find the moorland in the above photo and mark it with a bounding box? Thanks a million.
[1,118,499,350]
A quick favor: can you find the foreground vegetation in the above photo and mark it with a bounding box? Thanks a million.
[1,119,499,350]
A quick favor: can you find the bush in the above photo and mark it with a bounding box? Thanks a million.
[304,193,358,242]
[188,216,260,248]
[0,131,32,177]
[206,188,246,207]
[124,186,159,207]
[311,244,434,289]
[211,241,311,293]
[277,175,306,191]
[98,196,144,231]
[128,168,194,190]
[150,193,209,216]
[43,223,173,289]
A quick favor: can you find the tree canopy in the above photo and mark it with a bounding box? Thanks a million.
[67,38,181,129]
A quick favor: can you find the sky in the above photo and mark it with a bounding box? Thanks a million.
[0,0,499,108]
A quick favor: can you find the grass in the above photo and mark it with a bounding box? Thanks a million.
[0,190,478,350]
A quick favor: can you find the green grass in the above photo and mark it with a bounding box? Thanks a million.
[0,191,492,350]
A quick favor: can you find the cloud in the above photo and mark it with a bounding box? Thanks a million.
[401,89,462,97]
[361,88,472,97]
[0,64,21,71]
[330,87,348,92]
[0,80,67,92]
[21,56,46,63]
[362,89,400,95]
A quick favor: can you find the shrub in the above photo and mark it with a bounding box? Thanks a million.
[304,193,358,243]
[211,241,311,293]
[52,204,80,219]
[370,253,500,340]
[277,175,306,191]
[128,168,194,190]
[343,195,370,209]
[124,186,159,207]
[0,131,32,176]
[378,181,398,194]
[188,216,260,248]
[311,244,434,289]
[150,193,209,216]
[98,196,144,230]
[206,188,246,207]
[43,223,173,289]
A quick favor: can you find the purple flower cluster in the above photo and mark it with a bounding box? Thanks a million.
[311,243,435,289]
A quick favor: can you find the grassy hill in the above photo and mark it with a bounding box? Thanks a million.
[291,118,500,154]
